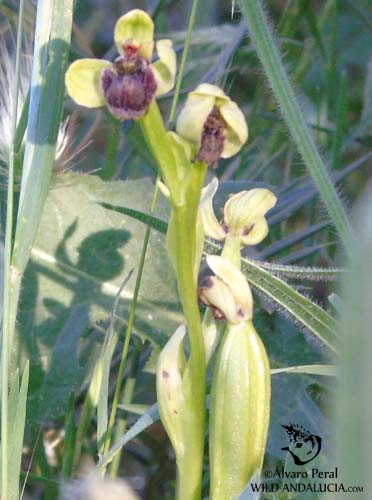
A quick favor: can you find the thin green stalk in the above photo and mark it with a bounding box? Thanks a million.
[102,182,161,458]
[1,2,25,496]
[72,360,101,470]
[332,70,348,169]
[62,394,76,478]
[101,121,120,180]
[109,342,142,477]
[326,0,339,119]
[168,0,200,125]
[240,0,353,255]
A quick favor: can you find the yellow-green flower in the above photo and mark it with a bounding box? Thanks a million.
[176,84,248,167]
[65,9,176,120]
[200,177,277,246]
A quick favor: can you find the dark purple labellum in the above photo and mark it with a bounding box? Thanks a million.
[195,106,227,168]
[100,54,157,120]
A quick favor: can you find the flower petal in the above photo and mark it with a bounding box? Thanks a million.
[219,100,248,158]
[176,94,215,147]
[224,188,277,243]
[241,217,269,245]
[206,255,253,321]
[114,9,154,59]
[199,178,226,241]
[65,59,111,108]
[152,39,177,96]
[191,83,230,102]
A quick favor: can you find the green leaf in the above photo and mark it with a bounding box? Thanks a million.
[271,364,338,376]
[256,261,344,282]
[14,0,73,275]
[240,257,339,353]
[6,364,29,500]
[17,173,181,424]
[99,203,168,235]
[98,403,160,470]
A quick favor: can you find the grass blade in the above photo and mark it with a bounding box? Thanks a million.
[98,404,160,470]
[8,363,29,500]
[13,0,73,275]
[1,1,26,496]
[239,0,353,255]
[271,364,337,376]
[240,257,339,352]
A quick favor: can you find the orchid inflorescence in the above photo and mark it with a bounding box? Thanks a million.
[65,8,277,500]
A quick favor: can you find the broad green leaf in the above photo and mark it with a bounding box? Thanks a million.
[17,173,181,424]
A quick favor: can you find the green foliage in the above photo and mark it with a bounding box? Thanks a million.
[18,173,179,424]
[0,0,370,497]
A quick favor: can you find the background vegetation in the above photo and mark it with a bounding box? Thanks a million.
[0,0,371,498]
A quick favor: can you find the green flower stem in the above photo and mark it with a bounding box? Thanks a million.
[140,102,207,499]
[240,0,353,256]
[220,234,242,269]
[140,102,179,198]
[163,164,207,500]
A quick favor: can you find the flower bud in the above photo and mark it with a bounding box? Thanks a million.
[198,255,253,323]
[176,84,248,167]
[209,320,270,500]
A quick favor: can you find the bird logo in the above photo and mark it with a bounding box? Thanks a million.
[281,424,322,465]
